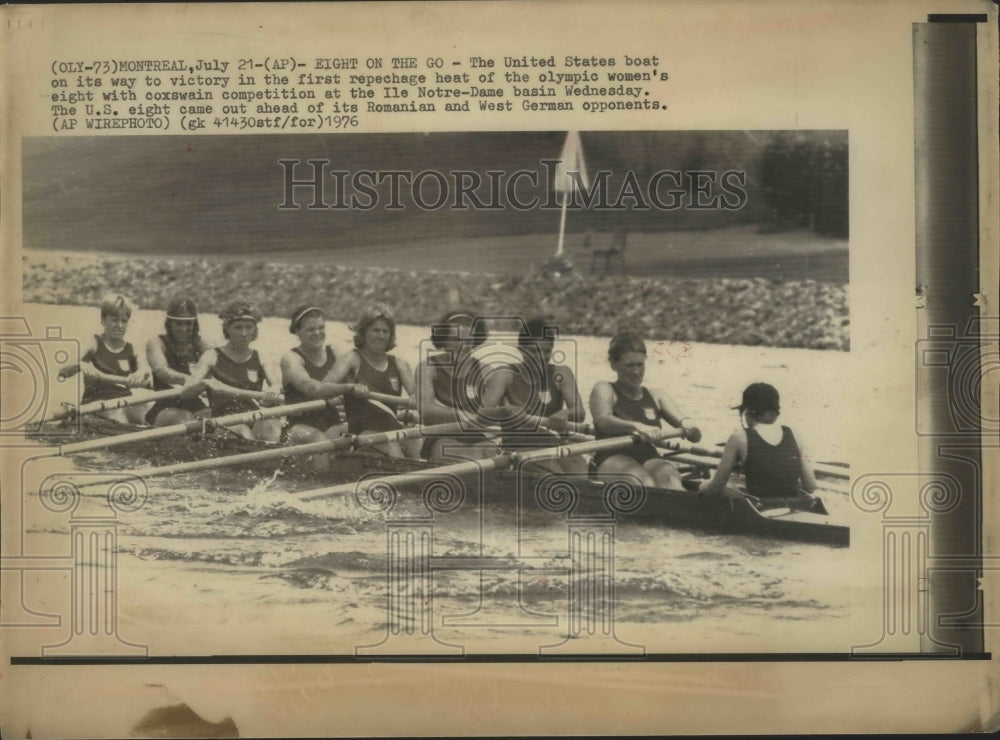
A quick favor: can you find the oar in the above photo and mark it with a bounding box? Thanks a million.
[295,428,685,503]
[75,421,471,487]
[56,363,151,392]
[56,398,334,455]
[658,439,850,481]
[500,416,593,435]
[514,428,685,466]
[39,387,188,424]
[364,391,416,409]
[476,404,593,436]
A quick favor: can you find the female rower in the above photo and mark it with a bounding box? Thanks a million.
[698,382,817,498]
[144,295,212,427]
[61,293,153,425]
[185,301,283,442]
[324,304,420,459]
[278,305,367,471]
[589,331,701,489]
[480,317,587,474]
[416,310,497,461]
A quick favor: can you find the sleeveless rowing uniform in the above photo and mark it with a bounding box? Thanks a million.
[744,425,803,497]
[592,382,663,468]
[420,353,486,458]
[81,335,137,403]
[145,335,209,423]
[208,348,268,417]
[282,346,343,431]
[343,350,405,434]
[499,361,565,450]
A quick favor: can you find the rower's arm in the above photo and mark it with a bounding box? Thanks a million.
[254,357,284,406]
[652,387,686,427]
[71,337,134,388]
[395,356,417,398]
[129,345,152,387]
[317,351,369,397]
[652,387,701,441]
[146,337,187,387]
[72,337,101,380]
[416,361,479,425]
[180,349,216,397]
[281,351,359,399]
[478,365,513,410]
[796,433,818,493]
[589,382,658,436]
[554,364,586,423]
[700,430,747,495]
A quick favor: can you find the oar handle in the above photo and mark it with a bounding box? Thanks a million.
[364,391,416,409]
[209,386,284,403]
[658,439,722,459]
[474,407,593,436]
[514,428,685,465]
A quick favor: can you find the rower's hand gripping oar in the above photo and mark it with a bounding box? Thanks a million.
[194,378,285,407]
[294,427,687,503]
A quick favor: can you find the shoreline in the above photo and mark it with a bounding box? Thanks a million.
[23,249,849,351]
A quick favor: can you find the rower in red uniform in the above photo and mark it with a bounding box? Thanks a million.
[415,310,497,461]
[144,295,212,427]
[325,304,419,458]
[699,382,817,498]
[61,293,153,425]
[278,304,367,471]
[589,331,701,489]
[185,301,283,441]
[480,317,587,474]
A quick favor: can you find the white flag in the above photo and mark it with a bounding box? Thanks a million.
[554,131,589,194]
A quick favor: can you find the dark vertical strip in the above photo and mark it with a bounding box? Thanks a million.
[913,22,983,654]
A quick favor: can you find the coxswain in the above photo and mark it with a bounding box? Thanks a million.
[589,331,701,488]
[698,382,817,498]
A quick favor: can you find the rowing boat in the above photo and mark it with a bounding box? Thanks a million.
[28,415,849,546]
[490,468,850,547]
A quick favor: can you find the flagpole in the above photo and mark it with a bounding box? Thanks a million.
[553,131,587,262]
[556,191,569,258]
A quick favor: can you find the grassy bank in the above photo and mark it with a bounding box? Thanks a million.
[22,251,848,351]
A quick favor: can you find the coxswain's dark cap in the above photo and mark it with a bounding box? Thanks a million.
[166,296,199,320]
[734,382,780,413]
